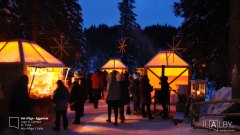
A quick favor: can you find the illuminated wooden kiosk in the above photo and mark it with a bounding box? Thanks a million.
[144,51,191,111]
[0,40,68,116]
[101,59,128,73]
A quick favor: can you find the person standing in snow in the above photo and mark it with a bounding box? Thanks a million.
[86,73,93,103]
[105,70,121,126]
[70,77,86,124]
[52,80,69,131]
[117,73,130,122]
[139,75,154,119]
[91,69,102,108]
[130,73,141,115]
[160,76,170,119]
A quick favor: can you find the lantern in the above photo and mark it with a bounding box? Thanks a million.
[190,80,207,99]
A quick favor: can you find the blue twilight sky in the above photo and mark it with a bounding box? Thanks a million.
[78,0,183,29]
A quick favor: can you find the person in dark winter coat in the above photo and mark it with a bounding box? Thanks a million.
[117,73,130,122]
[101,70,108,99]
[160,76,170,118]
[52,80,69,131]
[9,75,33,134]
[79,76,87,115]
[86,74,93,103]
[130,73,141,114]
[70,78,86,124]
[139,75,154,119]
[105,70,121,126]
[9,75,32,118]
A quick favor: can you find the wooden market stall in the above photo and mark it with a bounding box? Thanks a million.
[144,50,191,104]
[0,40,68,99]
[101,59,128,73]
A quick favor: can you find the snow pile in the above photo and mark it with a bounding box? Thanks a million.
[201,87,232,115]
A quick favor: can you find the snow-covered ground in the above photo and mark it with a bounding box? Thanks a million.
[2,100,239,135]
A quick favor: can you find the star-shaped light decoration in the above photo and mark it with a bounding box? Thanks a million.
[166,36,184,63]
[51,33,72,58]
[118,39,127,55]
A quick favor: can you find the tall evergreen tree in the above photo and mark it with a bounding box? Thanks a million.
[0,0,19,40]
[174,0,229,87]
[84,25,120,70]
[118,0,140,73]
[0,0,86,67]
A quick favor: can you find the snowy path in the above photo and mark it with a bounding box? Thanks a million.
[32,100,239,135]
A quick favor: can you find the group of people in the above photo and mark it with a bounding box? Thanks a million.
[51,69,106,131]
[105,70,130,126]
[104,70,170,126]
[7,69,170,132]
[52,71,89,131]
[52,69,170,130]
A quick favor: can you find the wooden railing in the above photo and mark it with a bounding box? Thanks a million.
[191,98,240,131]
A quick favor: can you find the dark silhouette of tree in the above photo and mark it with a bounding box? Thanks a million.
[84,24,179,70]
[144,24,178,51]
[84,24,120,70]
[0,0,20,40]
[174,0,229,87]
[0,0,86,67]
[118,0,140,73]
[229,0,240,98]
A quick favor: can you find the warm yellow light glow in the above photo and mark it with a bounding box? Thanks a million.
[31,43,63,65]
[22,42,45,63]
[145,51,189,67]
[101,59,127,69]
[27,67,65,98]
[0,41,20,62]
[190,80,207,98]
[197,91,200,95]
[147,67,188,90]
[101,59,127,73]
[102,69,127,73]
[145,51,190,104]
[0,42,6,49]
[0,41,64,67]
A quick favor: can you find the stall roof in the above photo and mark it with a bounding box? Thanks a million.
[145,51,190,67]
[101,59,127,69]
[0,40,65,67]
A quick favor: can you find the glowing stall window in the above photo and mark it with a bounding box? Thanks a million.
[27,67,64,98]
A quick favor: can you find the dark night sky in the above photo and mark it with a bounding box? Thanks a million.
[78,0,183,29]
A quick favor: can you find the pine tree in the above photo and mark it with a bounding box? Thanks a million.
[174,0,229,87]
[118,0,140,73]
[0,0,19,40]
[0,0,87,67]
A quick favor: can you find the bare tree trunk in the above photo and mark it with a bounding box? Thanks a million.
[229,0,240,98]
